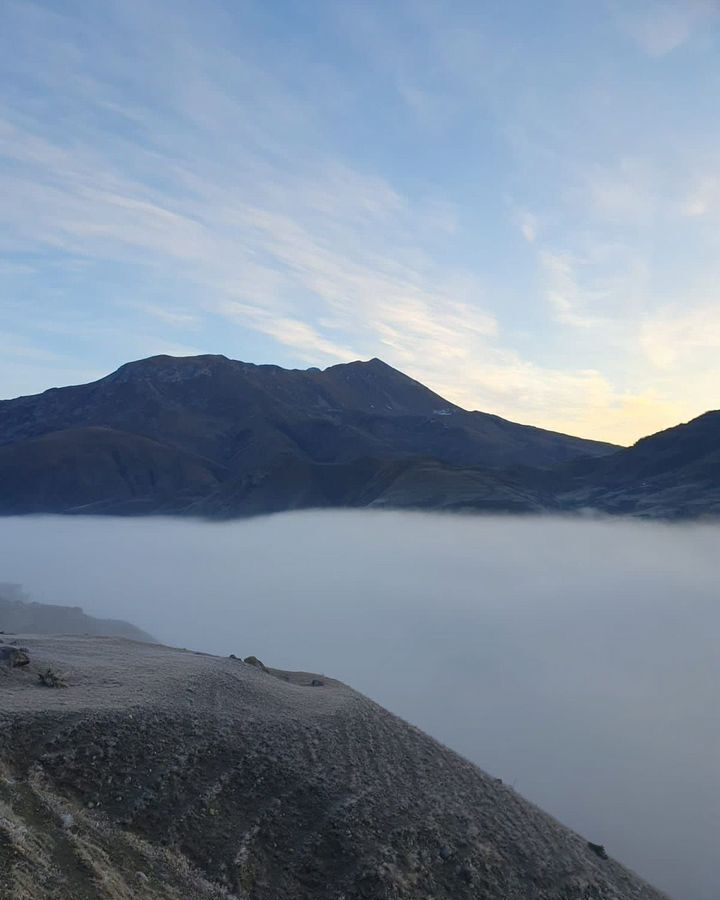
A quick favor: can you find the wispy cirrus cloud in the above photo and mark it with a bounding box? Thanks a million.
[539,252,606,329]
[612,0,719,56]
[640,303,720,368]
[681,174,720,217]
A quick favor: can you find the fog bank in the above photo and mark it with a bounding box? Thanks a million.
[1,511,717,900]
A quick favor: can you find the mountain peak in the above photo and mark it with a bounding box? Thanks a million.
[107,354,400,384]
[106,353,248,387]
[324,356,396,373]
[365,356,393,369]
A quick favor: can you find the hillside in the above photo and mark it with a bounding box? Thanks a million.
[0,635,667,900]
[0,584,153,642]
[0,355,615,516]
[557,410,720,518]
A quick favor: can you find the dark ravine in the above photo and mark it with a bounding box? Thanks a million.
[0,353,716,519]
[0,634,669,900]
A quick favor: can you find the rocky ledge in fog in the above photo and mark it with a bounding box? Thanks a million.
[0,583,153,642]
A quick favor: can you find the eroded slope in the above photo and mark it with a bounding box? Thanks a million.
[0,636,667,900]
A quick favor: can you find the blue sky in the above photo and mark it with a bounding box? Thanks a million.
[1,0,719,442]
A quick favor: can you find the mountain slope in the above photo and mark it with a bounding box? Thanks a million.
[0,635,668,900]
[0,426,226,514]
[0,355,616,467]
[189,455,556,518]
[0,354,616,516]
[558,410,720,518]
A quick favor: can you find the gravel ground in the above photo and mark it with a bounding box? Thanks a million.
[0,635,670,900]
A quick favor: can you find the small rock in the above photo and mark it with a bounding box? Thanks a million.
[310,678,324,687]
[0,646,29,669]
[60,813,74,829]
[244,656,268,672]
[588,841,609,860]
[439,845,452,861]
[458,863,474,884]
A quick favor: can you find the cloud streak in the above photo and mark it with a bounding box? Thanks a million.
[613,0,719,56]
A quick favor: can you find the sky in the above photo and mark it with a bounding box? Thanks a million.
[1,0,720,443]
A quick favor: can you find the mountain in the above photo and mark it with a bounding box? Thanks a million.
[0,634,668,900]
[0,354,617,516]
[557,409,720,518]
[0,583,153,641]
[0,352,716,519]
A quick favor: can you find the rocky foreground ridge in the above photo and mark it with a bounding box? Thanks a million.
[0,635,668,900]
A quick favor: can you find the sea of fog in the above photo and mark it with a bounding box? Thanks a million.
[0,511,717,900]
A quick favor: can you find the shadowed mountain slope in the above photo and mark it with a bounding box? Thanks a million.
[0,355,617,516]
[0,635,668,900]
[0,426,225,515]
[557,409,720,518]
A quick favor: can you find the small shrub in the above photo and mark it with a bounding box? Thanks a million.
[37,667,67,688]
